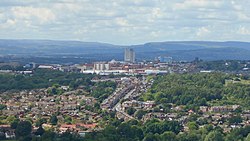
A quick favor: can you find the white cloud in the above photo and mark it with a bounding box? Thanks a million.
[6,19,16,26]
[0,0,249,44]
[196,27,211,37]
[173,0,223,10]
[238,26,250,35]
[11,6,56,24]
[236,12,250,21]
[115,18,131,27]
[149,7,164,21]
[53,2,82,13]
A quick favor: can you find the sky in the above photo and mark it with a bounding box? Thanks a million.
[0,0,250,45]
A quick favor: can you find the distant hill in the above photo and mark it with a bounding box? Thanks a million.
[0,39,249,61]
[0,39,122,55]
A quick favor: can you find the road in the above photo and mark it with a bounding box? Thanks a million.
[101,76,153,120]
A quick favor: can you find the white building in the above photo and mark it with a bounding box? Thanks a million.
[94,62,110,71]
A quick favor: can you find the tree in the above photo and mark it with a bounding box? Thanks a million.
[145,120,182,135]
[187,122,199,130]
[60,130,83,141]
[0,104,6,110]
[6,115,18,124]
[161,131,176,141]
[10,118,20,129]
[41,130,57,141]
[246,133,250,141]
[34,126,45,136]
[234,107,243,114]
[50,115,58,125]
[135,110,146,120]
[204,131,224,141]
[0,132,6,140]
[26,117,33,124]
[64,116,72,124]
[185,132,201,141]
[202,124,213,133]
[143,133,160,141]
[35,118,47,127]
[102,125,120,141]
[228,115,242,125]
[126,107,136,115]
[131,125,144,140]
[15,121,32,140]
[176,133,189,141]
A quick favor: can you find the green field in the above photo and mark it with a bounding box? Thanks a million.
[225,78,250,86]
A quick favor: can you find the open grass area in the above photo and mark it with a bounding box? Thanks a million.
[225,78,250,86]
[240,79,250,85]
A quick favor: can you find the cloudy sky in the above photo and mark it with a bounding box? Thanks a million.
[0,0,250,45]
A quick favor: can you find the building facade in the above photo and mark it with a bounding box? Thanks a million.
[124,48,135,63]
[94,62,110,71]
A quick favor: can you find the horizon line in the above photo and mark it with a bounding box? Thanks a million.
[0,38,249,46]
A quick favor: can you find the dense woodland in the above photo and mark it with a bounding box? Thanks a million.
[0,69,95,92]
[142,73,250,110]
[83,118,250,141]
